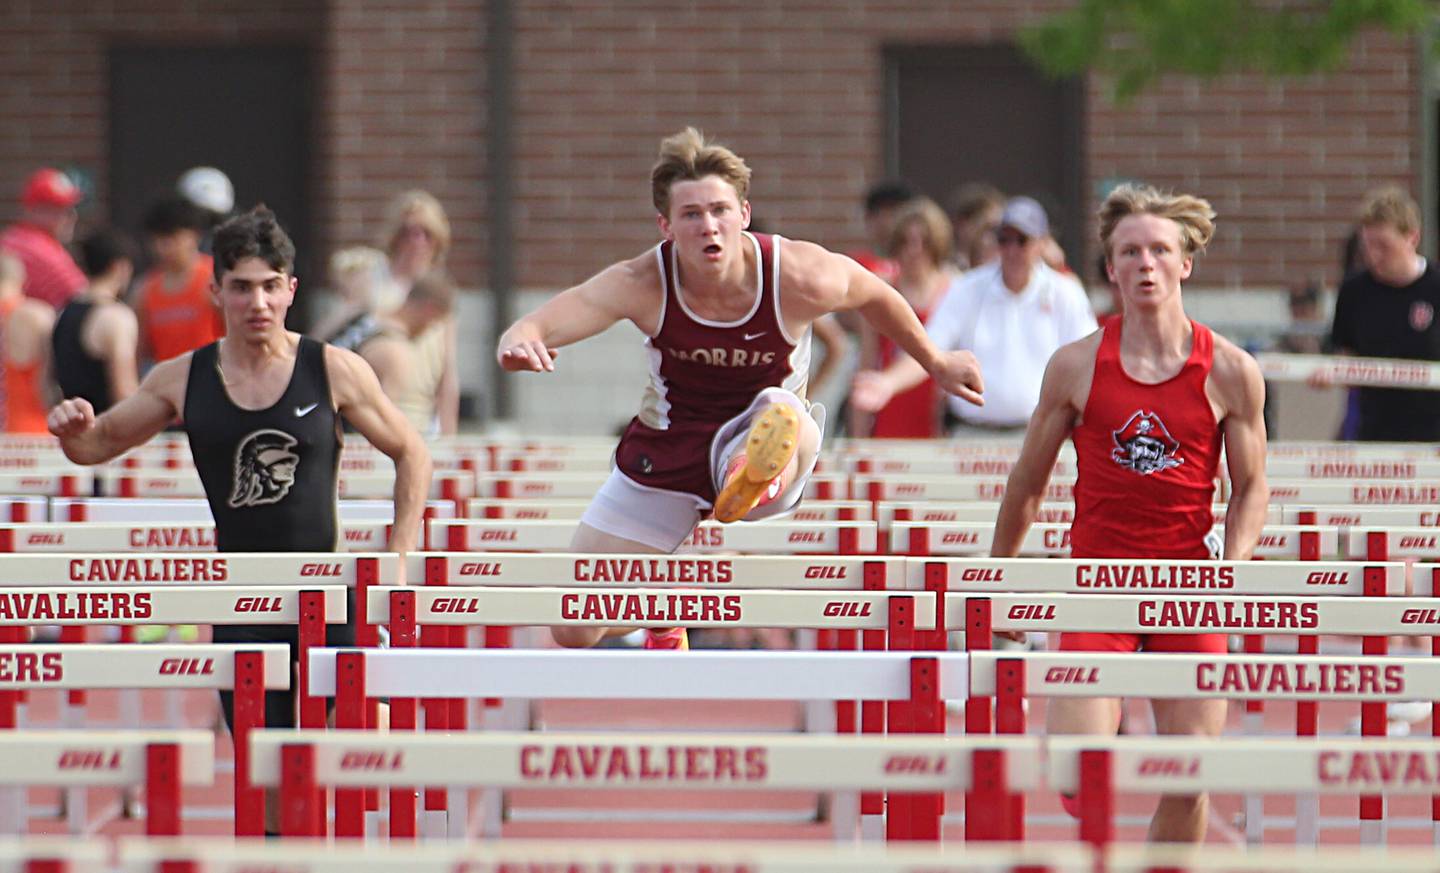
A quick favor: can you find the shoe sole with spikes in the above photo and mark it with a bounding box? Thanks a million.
[712,403,800,523]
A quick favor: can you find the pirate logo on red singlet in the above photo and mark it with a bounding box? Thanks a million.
[1111,410,1184,475]
[228,429,300,508]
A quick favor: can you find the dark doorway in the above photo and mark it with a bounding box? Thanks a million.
[884,44,1085,269]
[109,45,316,324]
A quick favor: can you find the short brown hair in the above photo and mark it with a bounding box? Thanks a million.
[1099,184,1216,258]
[651,127,752,216]
[1359,185,1421,236]
[406,270,456,314]
[888,197,954,264]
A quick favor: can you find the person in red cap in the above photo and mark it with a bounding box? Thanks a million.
[0,168,87,309]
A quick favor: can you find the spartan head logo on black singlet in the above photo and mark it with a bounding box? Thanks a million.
[227,429,301,508]
[1111,410,1184,475]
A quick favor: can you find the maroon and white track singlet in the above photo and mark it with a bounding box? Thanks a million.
[614,232,810,503]
[1069,318,1221,559]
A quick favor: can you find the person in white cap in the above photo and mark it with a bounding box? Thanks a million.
[177,166,235,219]
[852,195,1097,436]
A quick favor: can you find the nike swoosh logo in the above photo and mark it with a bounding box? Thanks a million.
[743,332,766,341]
[294,403,319,417]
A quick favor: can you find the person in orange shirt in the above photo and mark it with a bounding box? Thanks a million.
[0,252,56,432]
[135,196,223,364]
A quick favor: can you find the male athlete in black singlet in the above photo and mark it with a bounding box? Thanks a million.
[50,206,431,830]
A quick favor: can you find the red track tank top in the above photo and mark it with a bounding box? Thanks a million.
[614,232,809,500]
[871,302,939,438]
[1069,318,1221,559]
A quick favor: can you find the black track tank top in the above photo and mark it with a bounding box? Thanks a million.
[183,337,340,552]
[52,300,114,413]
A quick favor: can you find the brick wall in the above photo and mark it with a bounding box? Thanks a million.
[0,0,324,229]
[1,2,1419,293]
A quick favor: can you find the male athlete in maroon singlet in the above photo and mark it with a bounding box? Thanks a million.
[498,128,984,649]
[992,185,1269,843]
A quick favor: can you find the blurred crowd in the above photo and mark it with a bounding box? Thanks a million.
[0,167,460,438]
[2,166,1435,444]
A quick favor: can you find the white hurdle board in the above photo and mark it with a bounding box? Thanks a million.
[1268,479,1440,504]
[308,648,971,702]
[1256,352,1440,390]
[0,644,290,689]
[249,729,1042,792]
[368,586,938,630]
[894,524,1338,559]
[406,552,907,589]
[466,498,873,522]
[969,651,1430,701]
[906,558,1400,596]
[0,521,393,552]
[50,497,456,522]
[0,731,212,786]
[0,586,348,625]
[429,519,878,554]
[0,552,398,586]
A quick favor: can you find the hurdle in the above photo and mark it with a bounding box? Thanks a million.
[465,497,874,521]
[0,644,288,836]
[308,646,969,838]
[0,731,211,837]
[50,497,457,523]
[428,518,878,555]
[1267,479,1440,505]
[100,837,1440,873]
[103,472,476,517]
[249,727,1040,842]
[1256,351,1440,391]
[474,471,851,502]
[0,521,399,553]
[893,524,1339,560]
[970,649,1440,844]
[1050,735,1440,848]
[0,837,106,873]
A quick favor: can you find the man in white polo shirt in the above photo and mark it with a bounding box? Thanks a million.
[852,196,1097,436]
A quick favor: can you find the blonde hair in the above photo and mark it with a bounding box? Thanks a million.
[888,197,954,264]
[406,270,456,314]
[1099,184,1216,258]
[1359,185,1421,236]
[651,127,752,216]
[380,190,452,262]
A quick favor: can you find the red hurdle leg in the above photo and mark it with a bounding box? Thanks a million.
[964,598,993,735]
[0,627,22,729]
[1295,526,1321,738]
[297,589,328,836]
[24,862,65,873]
[280,744,319,837]
[356,556,381,812]
[1077,748,1114,849]
[885,595,916,841]
[423,556,450,813]
[1431,566,1440,833]
[1360,552,1388,830]
[860,563,887,817]
[995,657,1026,840]
[232,651,266,836]
[335,651,367,838]
[968,748,1007,841]
[145,743,183,836]
[922,562,949,653]
[908,656,942,841]
[389,590,419,839]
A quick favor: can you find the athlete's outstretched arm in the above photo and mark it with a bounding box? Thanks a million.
[497,257,656,373]
[1214,343,1269,560]
[327,346,433,558]
[48,356,186,465]
[788,244,983,406]
[991,344,1085,557]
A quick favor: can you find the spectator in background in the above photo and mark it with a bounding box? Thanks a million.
[310,246,388,346]
[0,253,56,433]
[177,166,235,226]
[849,181,913,284]
[377,190,452,311]
[853,196,1097,437]
[1322,186,1440,441]
[947,183,1004,271]
[52,230,139,415]
[348,272,459,436]
[855,197,955,438]
[134,196,223,365]
[0,168,86,309]
[1276,282,1325,355]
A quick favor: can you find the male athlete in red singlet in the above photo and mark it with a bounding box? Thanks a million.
[498,128,985,649]
[992,184,1269,843]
